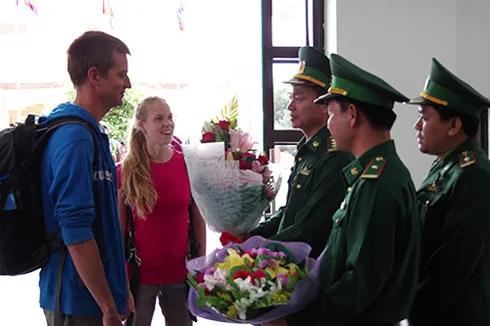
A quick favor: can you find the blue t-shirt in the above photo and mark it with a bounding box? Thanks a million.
[39,103,127,316]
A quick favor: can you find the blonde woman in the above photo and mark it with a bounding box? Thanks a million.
[117,96,206,326]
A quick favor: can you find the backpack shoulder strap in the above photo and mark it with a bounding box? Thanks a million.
[46,116,99,171]
[46,117,103,326]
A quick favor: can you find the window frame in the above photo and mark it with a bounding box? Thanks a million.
[479,110,488,154]
[261,0,325,155]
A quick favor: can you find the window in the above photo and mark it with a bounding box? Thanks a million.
[261,0,325,210]
[261,0,325,156]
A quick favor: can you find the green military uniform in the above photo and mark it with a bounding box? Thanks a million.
[250,46,354,258]
[406,58,490,326]
[289,54,421,326]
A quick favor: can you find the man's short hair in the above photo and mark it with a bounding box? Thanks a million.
[67,31,131,87]
[432,105,480,138]
[337,97,397,130]
[310,84,328,98]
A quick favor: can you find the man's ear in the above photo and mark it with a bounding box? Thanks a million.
[87,67,99,85]
[347,103,360,128]
[447,117,463,137]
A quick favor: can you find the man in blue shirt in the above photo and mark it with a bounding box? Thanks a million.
[40,31,133,326]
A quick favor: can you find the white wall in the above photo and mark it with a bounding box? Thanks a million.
[456,0,490,103]
[325,0,490,187]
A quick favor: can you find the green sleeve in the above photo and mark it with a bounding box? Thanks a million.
[324,182,402,325]
[411,169,490,324]
[270,154,347,243]
[249,207,284,238]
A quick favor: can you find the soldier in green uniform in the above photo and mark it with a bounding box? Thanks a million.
[405,58,490,326]
[248,46,353,258]
[266,54,421,326]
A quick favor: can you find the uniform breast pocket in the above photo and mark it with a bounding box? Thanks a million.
[331,204,347,229]
[420,191,447,210]
[418,191,447,229]
[328,209,347,259]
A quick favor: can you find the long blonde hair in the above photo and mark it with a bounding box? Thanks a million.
[121,96,168,218]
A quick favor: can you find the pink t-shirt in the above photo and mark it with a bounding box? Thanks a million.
[117,151,190,284]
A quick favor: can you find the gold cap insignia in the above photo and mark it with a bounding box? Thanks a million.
[298,61,306,74]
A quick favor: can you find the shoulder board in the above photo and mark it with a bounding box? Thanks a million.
[360,156,387,179]
[327,135,337,152]
[459,150,477,168]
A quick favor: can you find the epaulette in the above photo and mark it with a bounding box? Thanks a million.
[360,156,387,179]
[327,135,337,152]
[459,150,477,168]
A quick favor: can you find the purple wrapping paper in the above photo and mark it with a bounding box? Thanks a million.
[186,236,326,324]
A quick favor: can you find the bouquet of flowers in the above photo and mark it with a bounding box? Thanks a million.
[183,97,281,236]
[187,236,324,323]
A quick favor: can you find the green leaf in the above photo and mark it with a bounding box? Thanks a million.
[286,273,298,290]
[243,256,254,269]
[231,289,242,300]
[215,132,223,142]
[226,276,239,290]
[216,95,240,128]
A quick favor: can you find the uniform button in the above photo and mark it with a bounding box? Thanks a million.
[347,187,351,192]
[335,218,339,224]
[296,184,301,189]
[297,157,302,161]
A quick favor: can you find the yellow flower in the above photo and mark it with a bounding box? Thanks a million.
[214,248,245,270]
[226,151,235,161]
[217,292,232,302]
[226,304,238,319]
[265,266,289,279]
[271,291,291,304]
[285,263,300,274]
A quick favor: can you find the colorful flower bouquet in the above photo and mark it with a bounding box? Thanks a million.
[187,236,324,323]
[183,97,281,236]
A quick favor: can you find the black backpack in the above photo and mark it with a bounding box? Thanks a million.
[0,114,98,276]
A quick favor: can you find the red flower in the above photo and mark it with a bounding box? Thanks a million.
[232,270,251,280]
[244,250,257,259]
[196,273,205,283]
[204,288,212,296]
[202,132,216,143]
[219,232,244,246]
[216,120,231,131]
[239,160,252,170]
[251,270,267,281]
[257,155,269,165]
[238,152,256,170]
